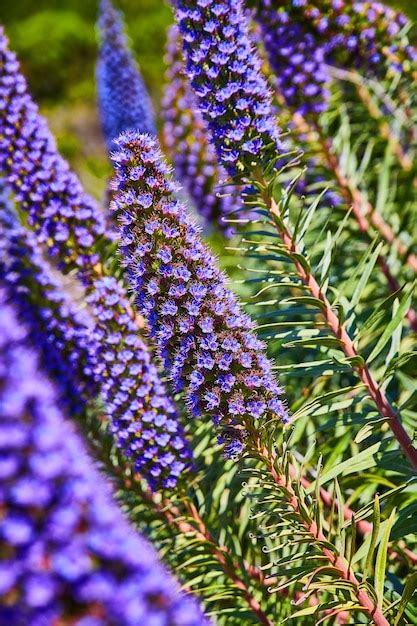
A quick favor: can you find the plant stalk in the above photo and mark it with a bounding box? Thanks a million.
[264,191,417,469]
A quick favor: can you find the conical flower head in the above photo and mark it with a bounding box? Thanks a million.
[110,132,289,457]
[0,288,210,626]
[96,0,157,151]
[174,0,282,176]
[0,27,107,276]
[162,25,238,234]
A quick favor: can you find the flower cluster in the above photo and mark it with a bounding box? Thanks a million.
[96,0,157,151]
[0,289,210,626]
[111,132,288,456]
[0,28,107,276]
[0,198,98,417]
[0,197,190,490]
[87,276,192,489]
[1,31,191,490]
[292,0,414,70]
[255,13,330,115]
[253,0,416,115]
[162,25,238,235]
[174,0,282,176]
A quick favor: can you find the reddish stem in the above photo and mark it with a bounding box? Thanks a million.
[267,196,417,469]
[261,447,390,626]
[145,490,274,626]
[292,114,417,332]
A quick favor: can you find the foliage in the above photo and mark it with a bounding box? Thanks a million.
[0,0,416,625]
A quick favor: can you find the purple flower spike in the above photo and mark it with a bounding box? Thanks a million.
[253,0,416,115]
[255,13,330,115]
[0,27,107,278]
[173,0,282,176]
[0,199,98,417]
[0,289,210,626]
[96,0,157,151]
[0,32,191,490]
[87,276,192,490]
[110,132,289,456]
[162,25,239,235]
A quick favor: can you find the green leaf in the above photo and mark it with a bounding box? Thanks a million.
[348,241,383,314]
[359,288,403,338]
[374,508,396,607]
[354,418,386,443]
[294,187,328,243]
[285,605,319,620]
[367,284,414,363]
[363,495,380,579]
[393,572,417,625]
[315,442,382,486]
[283,296,327,310]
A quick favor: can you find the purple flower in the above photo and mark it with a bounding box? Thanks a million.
[162,25,239,234]
[253,0,415,115]
[96,0,156,151]
[0,33,191,490]
[173,0,282,175]
[110,132,289,455]
[87,277,192,490]
[0,193,98,417]
[255,12,330,115]
[0,289,210,626]
[0,28,107,277]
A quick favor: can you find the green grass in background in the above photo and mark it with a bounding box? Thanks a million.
[1,0,172,103]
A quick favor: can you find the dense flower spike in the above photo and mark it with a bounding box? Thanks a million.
[0,27,107,276]
[174,0,282,176]
[111,132,289,456]
[0,29,191,490]
[257,17,330,115]
[0,203,191,490]
[96,0,157,151]
[162,25,238,234]
[0,198,98,416]
[87,276,192,490]
[253,0,416,114]
[0,290,210,626]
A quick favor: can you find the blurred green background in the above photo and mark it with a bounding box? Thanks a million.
[0,0,415,198]
[0,0,175,197]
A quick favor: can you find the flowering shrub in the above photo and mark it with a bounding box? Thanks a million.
[1,0,416,624]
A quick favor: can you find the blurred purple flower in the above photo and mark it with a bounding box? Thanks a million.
[0,27,107,277]
[253,0,416,115]
[162,25,239,235]
[0,195,98,417]
[0,288,210,626]
[96,0,157,151]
